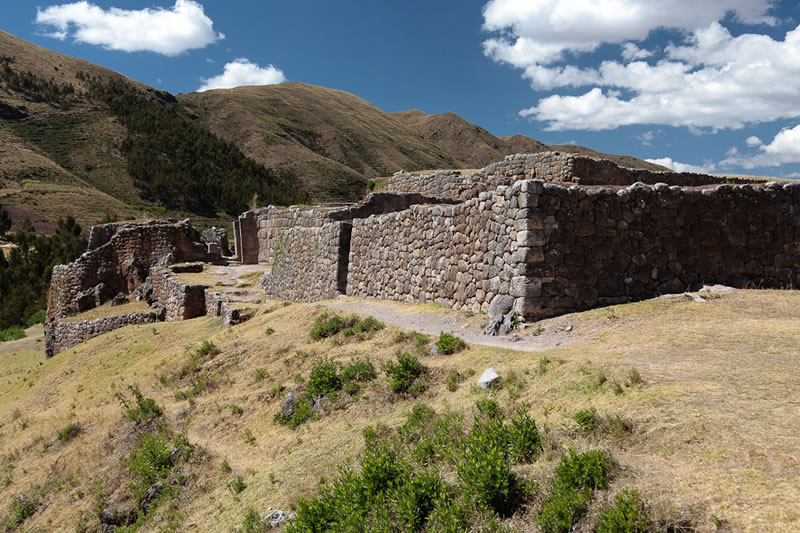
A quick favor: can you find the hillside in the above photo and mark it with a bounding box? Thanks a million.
[179,84,670,201]
[2,288,799,531]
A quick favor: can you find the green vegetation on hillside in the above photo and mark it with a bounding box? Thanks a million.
[0,55,75,104]
[86,77,308,215]
[0,217,85,329]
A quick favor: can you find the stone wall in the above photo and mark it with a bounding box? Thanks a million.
[347,184,529,314]
[260,221,351,302]
[517,179,800,319]
[386,152,761,200]
[150,265,208,321]
[385,170,516,201]
[45,220,214,356]
[50,312,157,356]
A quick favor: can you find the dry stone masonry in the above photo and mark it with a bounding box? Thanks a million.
[249,151,799,325]
[46,150,800,354]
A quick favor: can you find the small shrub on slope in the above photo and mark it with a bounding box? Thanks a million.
[596,489,652,533]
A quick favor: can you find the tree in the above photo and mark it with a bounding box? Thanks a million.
[0,203,11,236]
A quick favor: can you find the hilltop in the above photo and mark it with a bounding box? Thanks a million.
[1,30,667,231]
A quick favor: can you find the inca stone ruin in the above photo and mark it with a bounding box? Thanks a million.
[46,151,800,355]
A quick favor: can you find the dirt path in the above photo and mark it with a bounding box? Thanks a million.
[325,298,579,352]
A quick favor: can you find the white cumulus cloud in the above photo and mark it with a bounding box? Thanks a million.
[35,0,223,56]
[721,125,800,169]
[745,136,762,147]
[481,0,800,132]
[646,157,716,174]
[198,58,286,92]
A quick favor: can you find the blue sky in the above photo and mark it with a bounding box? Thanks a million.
[3,0,800,178]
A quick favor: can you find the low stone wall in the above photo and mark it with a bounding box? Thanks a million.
[50,312,157,356]
[150,266,208,321]
[260,221,351,302]
[347,184,528,314]
[519,179,800,318]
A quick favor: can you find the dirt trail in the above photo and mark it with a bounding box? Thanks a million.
[325,298,579,352]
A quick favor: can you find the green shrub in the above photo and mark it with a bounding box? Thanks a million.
[116,385,163,425]
[435,331,466,355]
[278,396,313,429]
[0,326,24,342]
[360,441,408,496]
[307,358,342,397]
[5,492,37,530]
[596,489,651,533]
[241,507,268,532]
[25,310,46,327]
[220,457,231,473]
[395,472,445,530]
[195,340,221,359]
[538,449,610,532]
[127,432,173,505]
[264,326,275,335]
[457,415,526,516]
[474,397,503,421]
[507,409,542,463]
[382,352,424,394]
[309,312,356,340]
[573,408,598,432]
[445,371,464,391]
[554,449,609,492]
[57,422,82,443]
[354,316,384,334]
[341,358,376,383]
[228,475,247,495]
[538,487,589,533]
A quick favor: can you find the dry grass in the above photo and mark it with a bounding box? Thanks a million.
[1,291,799,531]
[61,300,151,322]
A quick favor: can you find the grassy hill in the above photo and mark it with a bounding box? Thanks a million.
[2,289,799,531]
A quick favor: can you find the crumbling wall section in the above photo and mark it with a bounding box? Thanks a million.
[149,266,208,321]
[260,221,351,302]
[346,184,532,314]
[50,312,158,356]
[518,180,800,319]
[386,152,760,199]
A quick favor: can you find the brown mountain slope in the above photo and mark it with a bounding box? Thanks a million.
[179,83,668,201]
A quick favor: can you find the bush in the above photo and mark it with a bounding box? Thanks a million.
[573,408,598,432]
[360,441,408,496]
[117,385,163,425]
[241,507,268,532]
[596,490,651,533]
[457,415,527,516]
[307,358,342,397]
[341,358,377,383]
[354,316,384,334]
[309,312,356,340]
[57,422,82,443]
[0,326,24,342]
[25,310,46,327]
[538,449,610,532]
[435,332,466,355]
[382,352,424,394]
[127,432,173,505]
[228,475,247,495]
[395,472,445,530]
[538,487,590,533]
[554,449,609,492]
[507,408,542,463]
[5,492,37,530]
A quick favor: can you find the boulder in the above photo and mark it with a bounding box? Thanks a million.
[477,368,500,390]
[111,292,129,307]
[202,226,231,256]
[280,391,295,419]
[488,294,514,319]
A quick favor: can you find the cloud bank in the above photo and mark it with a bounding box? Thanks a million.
[482,0,800,132]
[36,0,223,55]
[721,124,800,169]
[198,58,286,92]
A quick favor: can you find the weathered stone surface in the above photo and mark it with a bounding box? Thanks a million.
[477,368,500,389]
[111,293,129,306]
[488,294,514,319]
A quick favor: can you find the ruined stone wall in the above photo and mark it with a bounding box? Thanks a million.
[519,180,800,319]
[386,152,760,199]
[347,184,532,314]
[50,312,157,356]
[259,221,350,302]
[45,220,213,356]
[385,170,516,201]
[150,266,208,321]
